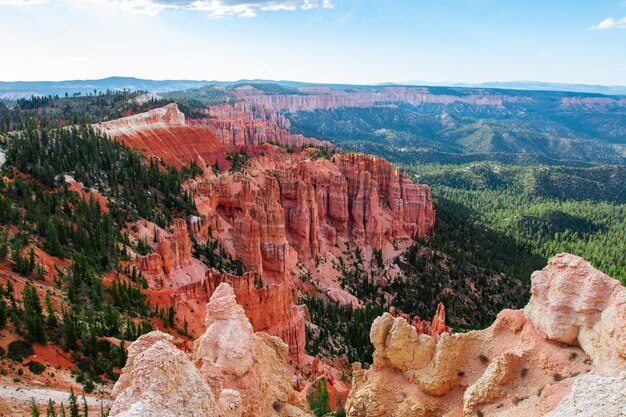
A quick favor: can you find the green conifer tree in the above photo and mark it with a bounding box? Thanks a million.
[23,281,47,343]
[30,398,41,417]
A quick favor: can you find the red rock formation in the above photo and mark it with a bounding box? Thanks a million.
[94,103,435,374]
[389,302,451,341]
[157,218,192,274]
[191,106,330,148]
[154,270,308,362]
[232,85,533,113]
[96,103,227,169]
[191,152,435,279]
[136,218,193,280]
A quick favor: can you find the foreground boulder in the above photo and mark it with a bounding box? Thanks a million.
[110,283,311,417]
[193,282,311,417]
[525,253,626,374]
[345,253,626,417]
[109,331,218,417]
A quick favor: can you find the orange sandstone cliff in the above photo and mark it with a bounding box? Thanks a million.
[97,103,435,366]
[96,103,227,169]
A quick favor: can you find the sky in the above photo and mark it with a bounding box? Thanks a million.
[0,0,625,85]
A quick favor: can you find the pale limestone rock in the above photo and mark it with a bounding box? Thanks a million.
[109,331,218,417]
[544,372,626,417]
[110,284,312,417]
[346,254,626,417]
[218,389,243,417]
[525,253,626,374]
[462,352,521,416]
[193,283,313,417]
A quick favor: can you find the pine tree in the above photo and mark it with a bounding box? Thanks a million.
[45,290,58,327]
[28,247,36,275]
[23,281,47,343]
[30,398,41,417]
[46,399,57,417]
[81,394,89,417]
[68,389,79,417]
[0,297,6,329]
[167,305,175,328]
[62,310,78,350]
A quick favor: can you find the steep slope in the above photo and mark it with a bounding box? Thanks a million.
[96,103,227,169]
[190,102,330,148]
[345,253,626,417]
[188,151,435,282]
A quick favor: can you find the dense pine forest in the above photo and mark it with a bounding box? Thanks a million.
[405,163,626,283]
[0,110,202,391]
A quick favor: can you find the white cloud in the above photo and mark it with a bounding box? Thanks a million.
[83,0,334,17]
[588,17,626,30]
[0,0,334,16]
[0,0,48,5]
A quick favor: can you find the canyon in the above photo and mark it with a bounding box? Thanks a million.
[108,253,626,417]
[100,102,625,417]
[98,102,435,368]
[2,87,625,417]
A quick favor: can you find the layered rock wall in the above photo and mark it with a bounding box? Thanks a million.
[136,218,194,282]
[167,271,308,361]
[232,86,533,113]
[193,152,435,277]
[193,105,330,148]
[96,103,226,169]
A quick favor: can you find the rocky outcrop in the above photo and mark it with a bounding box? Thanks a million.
[560,96,626,109]
[111,284,312,417]
[136,218,195,285]
[96,103,226,169]
[193,283,312,417]
[525,253,626,374]
[543,372,626,417]
[192,151,434,279]
[109,331,218,417]
[389,303,451,341]
[345,253,626,417]
[165,271,308,361]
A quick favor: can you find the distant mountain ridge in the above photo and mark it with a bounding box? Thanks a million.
[392,80,626,96]
[2,76,626,100]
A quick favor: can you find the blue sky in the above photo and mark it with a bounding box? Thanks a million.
[0,0,625,85]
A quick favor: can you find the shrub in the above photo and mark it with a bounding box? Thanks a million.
[27,361,45,375]
[8,340,34,362]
